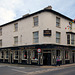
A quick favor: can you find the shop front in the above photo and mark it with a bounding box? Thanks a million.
[0,44,75,66]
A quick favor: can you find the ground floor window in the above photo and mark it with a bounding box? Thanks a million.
[1,51,4,58]
[56,50,60,56]
[22,50,27,59]
[56,50,62,60]
[32,50,38,60]
[14,51,18,59]
[65,51,69,59]
[6,51,8,58]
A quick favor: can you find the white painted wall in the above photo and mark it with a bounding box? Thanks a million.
[0,11,75,48]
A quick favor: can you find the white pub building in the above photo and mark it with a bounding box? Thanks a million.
[0,6,75,65]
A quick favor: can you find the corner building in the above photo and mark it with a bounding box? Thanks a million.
[0,6,75,65]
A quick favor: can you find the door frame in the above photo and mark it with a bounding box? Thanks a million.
[43,52,51,65]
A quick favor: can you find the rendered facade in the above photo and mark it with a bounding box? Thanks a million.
[0,6,75,65]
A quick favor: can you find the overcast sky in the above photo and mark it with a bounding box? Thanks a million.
[0,0,75,25]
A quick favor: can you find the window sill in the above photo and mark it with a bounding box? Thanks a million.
[22,59,27,60]
[31,59,38,61]
[14,59,18,60]
[56,43,60,44]
[56,26,61,28]
[14,30,18,32]
[13,44,18,46]
[65,59,70,60]
[67,44,75,46]
[5,58,9,59]
[33,43,39,44]
[0,58,3,59]
[33,25,38,28]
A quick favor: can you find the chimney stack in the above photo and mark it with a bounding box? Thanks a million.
[44,6,52,10]
[22,13,29,17]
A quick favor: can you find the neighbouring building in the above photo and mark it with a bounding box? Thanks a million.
[0,6,75,65]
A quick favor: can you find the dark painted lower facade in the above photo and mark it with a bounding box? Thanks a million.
[0,44,75,65]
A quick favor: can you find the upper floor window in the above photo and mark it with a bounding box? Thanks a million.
[0,40,2,47]
[14,23,18,31]
[14,36,18,45]
[56,32,60,43]
[33,31,39,43]
[0,28,2,36]
[56,17,60,27]
[71,34,74,45]
[33,16,38,26]
[67,34,75,45]
[67,34,70,44]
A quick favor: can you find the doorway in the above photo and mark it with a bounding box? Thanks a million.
[43,53,51,65]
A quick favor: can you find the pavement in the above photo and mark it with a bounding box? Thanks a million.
[0,63,75,68]
[40,63,75,68]
[0,63,75,75]
[36,65,75,75]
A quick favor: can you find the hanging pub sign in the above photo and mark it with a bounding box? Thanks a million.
[43,30,51,36]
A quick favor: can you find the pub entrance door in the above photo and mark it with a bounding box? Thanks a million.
[43,53,51,65]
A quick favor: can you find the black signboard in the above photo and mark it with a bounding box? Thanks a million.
[43,30,51,36]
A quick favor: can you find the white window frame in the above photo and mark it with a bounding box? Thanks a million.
[14,36,18,45]
[56,17,60,27]
[0,28,2,36]
[0,40,2,47]
[33,16,38,26]
[33,31,39,43]
[14,23,18,31]
[56,32,61,43]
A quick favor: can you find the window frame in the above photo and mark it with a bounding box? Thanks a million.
[65,50,69,59]
[33,31,39,43]
[14,36,18,45]
[71,34,74,45]
[0,40,2,47]
[33,16,38,26]
[0,28,2,36]
[56,32,61,43]
[14,23,18,32]
[31,50,38,60]
[0,51,4,58]
[56,17,60,27]
[22,50,27,60]
[5,51,9,59]
[67,34,70,44]
[67,34,75,45]
[14,51,18,59]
